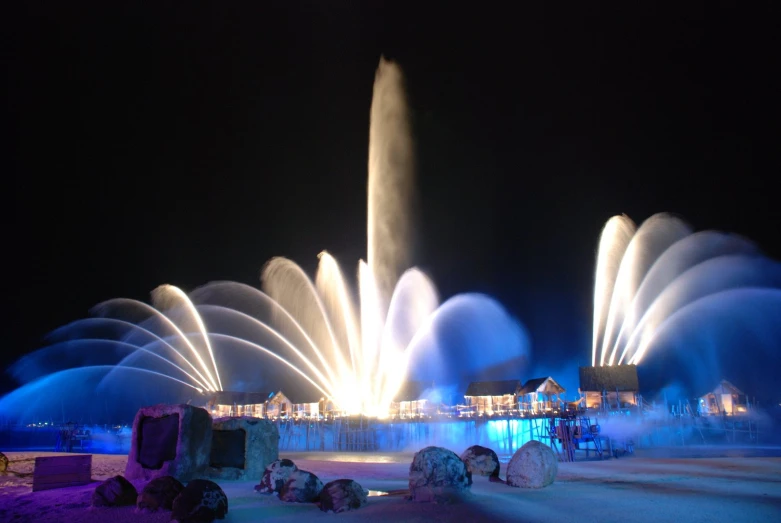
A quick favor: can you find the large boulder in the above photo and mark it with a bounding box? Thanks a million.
[279,469,324,503]
[319,479,369,513]
[171,479,228,523]
[409,446,471,503]
[92,475,138,507]
[0,451,8,473]
[506,440,558,488]
[125,404,213,482]
[137,475,184,512]
[207,416,279,481]
[460,445,500,480]
[255,459,298,494]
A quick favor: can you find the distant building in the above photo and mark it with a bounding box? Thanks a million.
[285,391,326,419]
[698,380,749,416]
[517,376,566,414]
[265,391,292,418]
[206,391,275,418]
[463,380,521,416]
[390,381,435,419]
[578,365,640,410]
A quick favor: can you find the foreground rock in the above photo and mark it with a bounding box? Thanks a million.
[506,440,558,488]
[92,475,138,507]
[279,469,324,503]
[319,479,369,513]
[255,458,298,494]
[137,475,184,512]
[207,416,279,481]
[0,451,8,473]
[172,479,228,523]
[125,403,213,482]
[460,445,500,480]
[409,446,471,503]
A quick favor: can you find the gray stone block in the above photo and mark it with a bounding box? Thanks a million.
[125,404,212,482]
[207,416,279,481]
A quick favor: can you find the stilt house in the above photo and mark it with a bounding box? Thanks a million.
[207,391,275,418]
[462,380,521,416]
[698,379,749,416]
[286,391,326,419]
[264,391,292,419]
[578,365,640,410]
[517,376,566,414]
[390,381,434,419]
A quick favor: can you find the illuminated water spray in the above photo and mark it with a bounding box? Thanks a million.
[155,57,434,416]
[591,213,781,367]
[3,58,527,420]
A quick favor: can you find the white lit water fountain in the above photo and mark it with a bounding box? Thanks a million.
[591,212,781,373]
[2,58,528,426]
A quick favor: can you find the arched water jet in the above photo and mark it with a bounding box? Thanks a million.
[152,285,222,391]
[315,251,362,376]
[626,266,781,365]
[10,339,211,393]
[602,213,693,365]
[0,366,202,424]
[189,280,341,387]
[592,213,781,377]
[261,257,348,382]
[608,232,763,362]
[47,317,215,391]
[592,215,636,365]
[193,304,336,392]
[405,293,532,392]
[629,287,781,370]
[92,297,219,391]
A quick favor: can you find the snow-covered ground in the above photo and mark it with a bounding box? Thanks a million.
[1,449,780,522]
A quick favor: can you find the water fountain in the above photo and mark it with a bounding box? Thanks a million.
[591,212,781,369]
[1,58,529,426]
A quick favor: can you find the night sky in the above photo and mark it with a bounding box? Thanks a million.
[7,4,780,400]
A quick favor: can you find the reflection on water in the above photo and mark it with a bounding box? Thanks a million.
[367,490,388,497]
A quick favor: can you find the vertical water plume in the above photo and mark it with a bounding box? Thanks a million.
[368,57,415,313]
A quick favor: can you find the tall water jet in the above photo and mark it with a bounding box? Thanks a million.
[367,57,415,313]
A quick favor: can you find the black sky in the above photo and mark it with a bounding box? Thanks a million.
[6,3,781,397]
